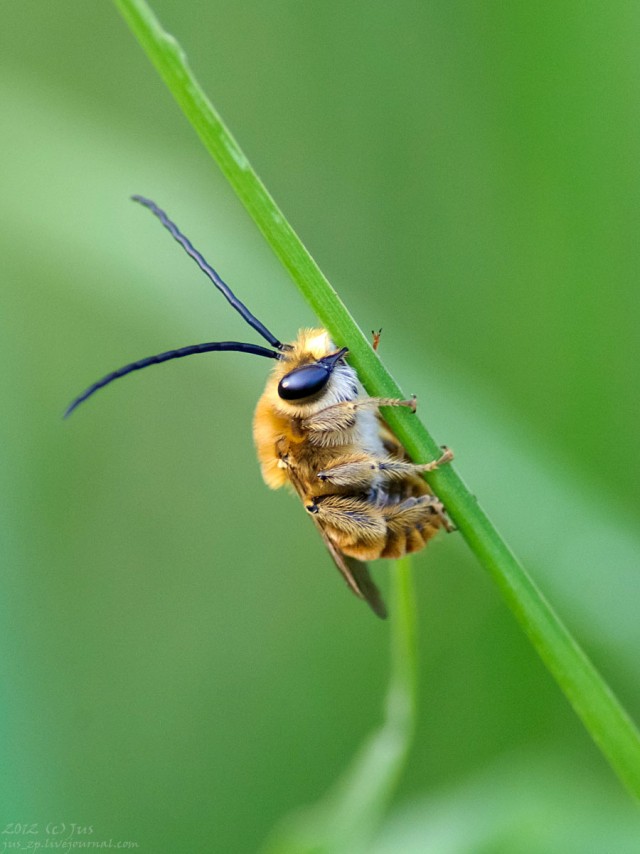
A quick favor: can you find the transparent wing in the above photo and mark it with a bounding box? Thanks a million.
[316,522,388,619]
[284,457,387,618]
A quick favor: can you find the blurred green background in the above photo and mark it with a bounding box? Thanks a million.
[2,1,640,851]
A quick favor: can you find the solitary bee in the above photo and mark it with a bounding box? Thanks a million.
[67,197,453,618]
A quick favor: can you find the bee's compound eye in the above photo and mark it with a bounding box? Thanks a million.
[278,364,330,401]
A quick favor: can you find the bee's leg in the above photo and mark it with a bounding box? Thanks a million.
[383,494,442,531]
[437,506,457,533]
[302,396,417,435]
[275,436,292,470]
[317,448,454,488]
[384,494,455,534]
[317,454,381,488]
[306,494,387,542]
[378,494,449,557]
[379,446,454,477]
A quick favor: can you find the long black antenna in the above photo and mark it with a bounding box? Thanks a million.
[64,341,279,417]
[132,196,284,350]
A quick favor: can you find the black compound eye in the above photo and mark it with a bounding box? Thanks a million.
[278,364,330,401]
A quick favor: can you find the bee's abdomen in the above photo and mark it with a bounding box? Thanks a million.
[328,474,444,562]
[337,510,442,561]
[380,507,442,559]
[288,399,448,562]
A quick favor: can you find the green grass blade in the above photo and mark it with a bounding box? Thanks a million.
[115,0,640,801]
[264,557,418,854]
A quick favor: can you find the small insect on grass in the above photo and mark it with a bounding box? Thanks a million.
[66,197,454,617]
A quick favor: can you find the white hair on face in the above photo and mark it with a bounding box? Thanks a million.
[302,365,388,462]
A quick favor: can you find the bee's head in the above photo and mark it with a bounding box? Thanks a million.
[271,329,354,412]
[278,348,348,402]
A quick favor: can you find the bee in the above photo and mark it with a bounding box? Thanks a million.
[66,197,453,618]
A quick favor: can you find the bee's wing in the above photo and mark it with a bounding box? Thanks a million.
[284,460,387,618]
[312,517,387,619]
